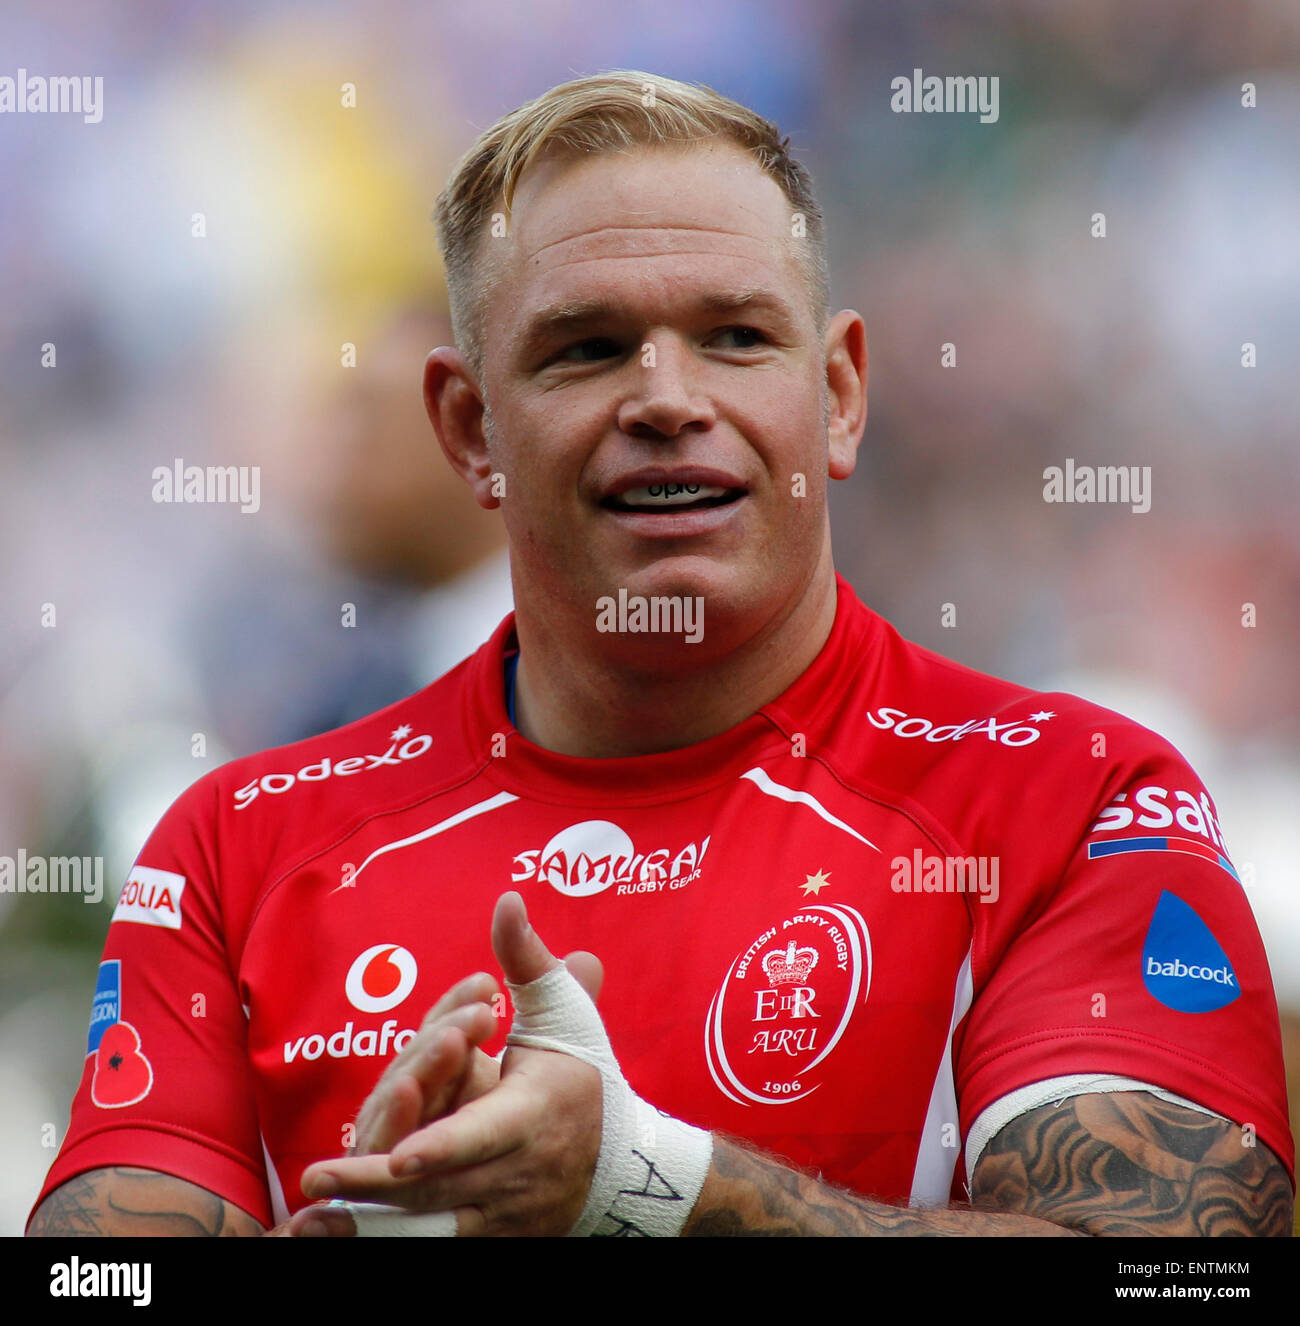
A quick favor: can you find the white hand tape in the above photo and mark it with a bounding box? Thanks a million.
[328,1199,456,1237]
[505,963,713,1237]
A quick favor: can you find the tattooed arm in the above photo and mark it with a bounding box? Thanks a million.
[685,1091,1293,1236]
[970,1091,1291,1236]
[27,1167,266,1237]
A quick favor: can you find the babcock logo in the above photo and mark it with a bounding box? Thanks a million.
[1141,891,1240,1014]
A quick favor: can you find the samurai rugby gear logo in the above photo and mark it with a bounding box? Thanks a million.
[706,904,871,1105]
[512,819,711,897]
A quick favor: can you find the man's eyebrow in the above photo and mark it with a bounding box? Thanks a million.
[516,288,797,356]
[697,288,794,317]
[517,298,610,350]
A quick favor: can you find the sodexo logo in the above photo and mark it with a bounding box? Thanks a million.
[1141,891,1239,1014]
[345,944,418,1014]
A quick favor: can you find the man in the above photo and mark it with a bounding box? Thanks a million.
[29,71,1293,1238]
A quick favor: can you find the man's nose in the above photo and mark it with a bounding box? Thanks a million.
[616,335,717,439]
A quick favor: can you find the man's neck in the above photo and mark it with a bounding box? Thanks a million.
[510,560,840,758]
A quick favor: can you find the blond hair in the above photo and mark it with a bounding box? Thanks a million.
[433,70,829,375]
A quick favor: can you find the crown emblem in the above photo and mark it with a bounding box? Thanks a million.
[761,941,819,986]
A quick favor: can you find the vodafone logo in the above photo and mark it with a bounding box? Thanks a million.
[345,944,417,1013]
[281,945,420,1065]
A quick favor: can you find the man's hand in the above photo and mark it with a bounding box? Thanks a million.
[351,971,502,1158]
[288,894,605,1236]
[348,946,602,1161]
[271,975,502,1235]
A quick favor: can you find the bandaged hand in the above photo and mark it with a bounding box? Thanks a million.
[292,892,709,1236]
[505,938,713,1236]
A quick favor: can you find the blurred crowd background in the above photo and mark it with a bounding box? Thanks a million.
[2,0,1297,1234]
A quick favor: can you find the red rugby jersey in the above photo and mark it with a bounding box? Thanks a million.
[31,574,1293,1229]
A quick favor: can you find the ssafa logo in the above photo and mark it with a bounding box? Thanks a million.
[345,944,418,1013]
[86,960,154,1108]
[1087,784,1238,883]
[706,904,871,1106]
[111,865,186,930]
[512,819,711,898]
[283,944,419,1064]
[1141,891,1240,1014]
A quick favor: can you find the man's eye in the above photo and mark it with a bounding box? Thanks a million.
[712,326,765,349]
[557,337,620,363]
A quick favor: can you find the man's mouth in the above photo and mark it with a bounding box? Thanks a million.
[601,483,746,513]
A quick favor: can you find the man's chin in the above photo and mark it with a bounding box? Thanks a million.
[582,560,773,659]
[598,560,744,616]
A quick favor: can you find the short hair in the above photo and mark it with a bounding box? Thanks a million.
[433,70,829,377]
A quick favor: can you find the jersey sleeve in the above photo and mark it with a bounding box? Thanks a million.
[955,725,1294,1186]
[28,772,273,1230]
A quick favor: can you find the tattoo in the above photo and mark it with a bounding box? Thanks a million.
[28,1167,266,1237]
[972,1092,1293,1237]
[688,1092,1293,1237]
[687,1139,1079,1237]
[26,1171,105,1237]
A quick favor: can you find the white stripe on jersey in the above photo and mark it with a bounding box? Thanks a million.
[740,767,881,851]
[909,948,975,1206]
[333,791,519,890]
[261,1133,290,1227]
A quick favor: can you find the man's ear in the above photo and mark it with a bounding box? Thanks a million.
[424,347,499,509]
[823,310,868,481]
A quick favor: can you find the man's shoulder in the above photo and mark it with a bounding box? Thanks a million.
[789,594,1206,870]
[823,595,1183,772]
[223,668,471,812]
[163,631,501,843]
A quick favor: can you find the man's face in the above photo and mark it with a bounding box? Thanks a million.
[477,140,841,639]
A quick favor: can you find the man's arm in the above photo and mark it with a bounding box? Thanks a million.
[971,1091,1292,1236]
[685,1092,1293,1237]
[27,1167,266,1237]
[290,898,1294,1237]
